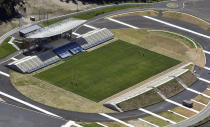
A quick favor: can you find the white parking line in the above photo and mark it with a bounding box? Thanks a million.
[165,99,199,113]
[186,87,210,98]
[168,110,189,119]
[198,77,210,84]
[11,57,18,61]
[204,66,210,71]
[191,99,207,106]
[99,113,135,127]
[0,71,9,77]
[61,121,83,127]
[139,108,176,124]
[83,24,98,30]
[106,18,139,29]
[203,50,210,55]
[138,118,159,127]
[143,16,210,39]
[96,122,108,127]
[0,91,62,118]
[72,32,80,36]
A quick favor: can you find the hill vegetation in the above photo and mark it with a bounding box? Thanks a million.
[77,0,165,4]
[0,0,22,21]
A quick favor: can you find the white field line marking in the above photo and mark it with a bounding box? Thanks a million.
[204,66,210,71]
[99,113,135,127]
[186,87,210,99]
[203,50,210,55]
[106,18,139,29]
[198,77,210,84]
[138,108,176,124]
[148,30,197,48]
[72,32,80,36]
[83,24,98,30]
[168,110,189,119]
[191,99,207,106]
[138,118,159,127]
[165,99,199,113]
[0,91,62,118]
[143,16,210,39]
[96,122,109,127]
[11,57,18,61]
[0,71,9,77]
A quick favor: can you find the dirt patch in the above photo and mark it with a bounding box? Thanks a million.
[10,71,114,113]
[194,95,210,105]
[203,90,210,96]
[110,10,158,18]
[192,101,205,111]
[162,11,210,30]
[158,111,186,122]
[0,20,18,37]
[171,107,196,117]
[128,119,154,127]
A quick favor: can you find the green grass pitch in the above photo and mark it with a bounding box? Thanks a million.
[35,40,180,102]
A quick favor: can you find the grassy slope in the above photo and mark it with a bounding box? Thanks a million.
[35,40,180,102]
[117,71,197,111]
[0,37,17,59]
[73,5,151,20]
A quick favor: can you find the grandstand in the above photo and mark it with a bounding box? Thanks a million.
[76,28,114,50]
[53,42,82,58]
[8,51,60,73]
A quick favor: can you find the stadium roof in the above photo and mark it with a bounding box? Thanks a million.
[27,19,86,39]
[19,25,42,35]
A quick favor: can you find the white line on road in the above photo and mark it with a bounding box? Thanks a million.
[0,71,9,77]
[186,87,210,99]
[72,32,80,36]
[204,66,210,71]
[191,99,207,106]
[99,113,135,127]
[165,99,199,113]
[138,118,159,127]
[203,50,210,55]
[143,16,210,39]
[61,121,83,127]
[207,88,210,91]
[0,91,62,119]
[11,57,18,61]
[168,110,189,119]
[139,108,176,124]
[83,24,98,30]
[198,77,210,84]
[96,122,109,127]
[106,18,139,29]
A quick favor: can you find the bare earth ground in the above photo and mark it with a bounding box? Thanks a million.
[10,70,114,113]
[110,10,158,18]
[0,20,18,37]
[128,119,154,127]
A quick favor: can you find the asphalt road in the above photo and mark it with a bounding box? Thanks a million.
[0,0,210,127]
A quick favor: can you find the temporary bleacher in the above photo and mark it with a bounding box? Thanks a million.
[8,51,60,73]
[53,42,82,58]
[76,28,114,50]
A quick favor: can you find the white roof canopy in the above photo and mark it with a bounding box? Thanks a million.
[27,19,86,39]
